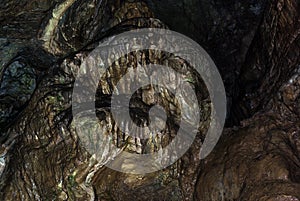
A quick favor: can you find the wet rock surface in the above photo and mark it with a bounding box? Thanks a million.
[233,0,300,125]
[0,0,299,200]
[196,67,300,200]
[0,0,64,39]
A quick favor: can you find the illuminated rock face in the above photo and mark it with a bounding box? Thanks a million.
[0,0,299,200]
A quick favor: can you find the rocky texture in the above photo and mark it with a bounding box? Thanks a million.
[146,0,268,122]
[233,0,300,124]
[196,67,300,200]
[0,0,64,39]
[0,0,299,200]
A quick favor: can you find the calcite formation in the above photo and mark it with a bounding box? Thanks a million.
[0,0,299,200]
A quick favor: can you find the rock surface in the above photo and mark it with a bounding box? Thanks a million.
[0,0,299,200]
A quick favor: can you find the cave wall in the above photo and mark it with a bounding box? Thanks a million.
[0,0,299,200]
